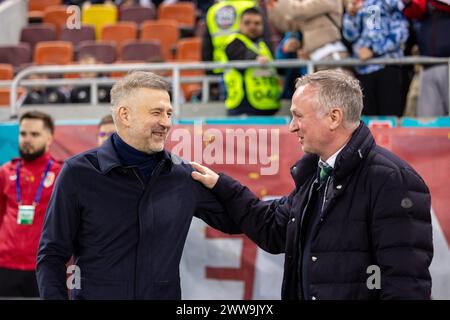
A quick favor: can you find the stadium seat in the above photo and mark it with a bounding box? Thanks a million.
[82,4,118,39]
[43,5,72,37]
[34,41,73,65]
[28,0,61,21]
[78,40,117,64]
[157,3,196,30]
[175,37,201,61]
[20,24,57,51]
[0,44,32,70]
[140,20,180,61]
[0,64,13,80]
[0,88,26,108]
[121,40,162,62]
[100,22,137,58]
[175,37,203,101]
[120,5,155,25]
[60,26,96,46]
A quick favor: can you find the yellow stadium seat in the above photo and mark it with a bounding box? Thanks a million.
[82,4,118,39]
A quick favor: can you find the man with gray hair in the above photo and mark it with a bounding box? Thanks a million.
[36,71,240,299]
[191,70,433,300]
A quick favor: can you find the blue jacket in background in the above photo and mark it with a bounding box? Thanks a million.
[36,136,240,300]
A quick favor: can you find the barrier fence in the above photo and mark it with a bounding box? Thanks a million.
[4,56,450,119]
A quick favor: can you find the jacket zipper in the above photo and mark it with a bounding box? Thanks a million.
[132,160,166,299]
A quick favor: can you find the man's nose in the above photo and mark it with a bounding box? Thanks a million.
[159,114,171,128]
[289,119,297,133]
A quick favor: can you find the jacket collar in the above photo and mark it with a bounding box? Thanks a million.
[97,135,173,174]
[291,121,375,187]
[333,121,375,181]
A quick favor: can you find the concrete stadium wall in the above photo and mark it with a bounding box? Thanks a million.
[0,0,27,46]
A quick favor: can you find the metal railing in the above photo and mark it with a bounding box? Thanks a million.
[7,56,450,118]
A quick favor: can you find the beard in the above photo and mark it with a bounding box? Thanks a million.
[19,145,46,161]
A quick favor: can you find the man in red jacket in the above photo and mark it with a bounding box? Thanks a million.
[0,111,62,298]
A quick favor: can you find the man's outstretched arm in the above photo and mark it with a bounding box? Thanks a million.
[191,162,292,254]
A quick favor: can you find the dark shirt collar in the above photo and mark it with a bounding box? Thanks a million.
[112,133,161,167]
[97,133,172,175]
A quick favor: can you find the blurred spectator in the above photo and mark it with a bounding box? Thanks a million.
[23,74,69,105]
[402,0,450,116]
[97,114,116,146]
[0,111,62,298]
[268,0,349,70]
[275,31,307,99]
[223,7,280,115]
[343,0,409,116]
[70,55,111,104]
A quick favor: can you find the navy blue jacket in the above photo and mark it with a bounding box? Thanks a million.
[212,123,433,300]
[36,137,240,300]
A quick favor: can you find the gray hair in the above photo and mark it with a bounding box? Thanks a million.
[295,70,363,128]
[110,71,169,117]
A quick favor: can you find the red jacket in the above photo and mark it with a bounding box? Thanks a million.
[0,153,62,271]
[403,0,450,19]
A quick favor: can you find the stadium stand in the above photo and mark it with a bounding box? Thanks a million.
[28,0,61,21]
[33,41,73,65]
[81,3,118,39]
[42,5,73,38]
[140,19,180,61]
[0,44,31,71]
[100,21,137,58]
[20,24,56,51]
[119,5,155,25]
[121,40,162,62]
[77,40,117,64]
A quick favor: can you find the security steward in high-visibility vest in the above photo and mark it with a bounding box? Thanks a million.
[223,7,281,115]
[202,0,257,73]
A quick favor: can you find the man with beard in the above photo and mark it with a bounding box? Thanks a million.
[0,111,62,298]
[37,71,240,299]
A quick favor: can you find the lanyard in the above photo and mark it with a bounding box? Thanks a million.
[16,159,53,206]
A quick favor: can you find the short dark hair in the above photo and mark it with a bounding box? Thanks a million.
[19,110,54,134]
[98,114,114,127]
[241,7,262,19]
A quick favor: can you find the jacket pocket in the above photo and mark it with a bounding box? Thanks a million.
[152,279,181,300]
[71,277,130,300]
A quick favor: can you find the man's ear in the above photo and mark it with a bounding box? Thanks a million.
[117,106,130,127]
[329,107,344,130]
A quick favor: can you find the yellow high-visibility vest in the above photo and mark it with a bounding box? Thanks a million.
[206,0,256,73]
[223,33,280,111]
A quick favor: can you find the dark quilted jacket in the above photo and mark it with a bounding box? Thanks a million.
[212,122,433,300]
